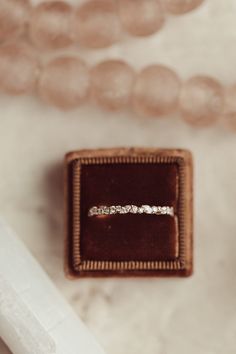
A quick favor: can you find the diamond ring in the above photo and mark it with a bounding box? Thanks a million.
[88,205,174,217]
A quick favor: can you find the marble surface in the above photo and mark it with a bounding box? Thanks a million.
[1,0,236,353]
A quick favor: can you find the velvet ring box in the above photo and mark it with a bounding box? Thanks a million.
[65,148,193,278]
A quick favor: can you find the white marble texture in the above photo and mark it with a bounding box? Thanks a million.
[0,0,236,353]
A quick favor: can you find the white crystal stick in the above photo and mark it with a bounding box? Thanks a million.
[0,219,105,354]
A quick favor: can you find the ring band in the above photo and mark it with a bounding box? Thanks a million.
[88,205,174,217]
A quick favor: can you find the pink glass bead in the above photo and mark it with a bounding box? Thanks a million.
[0,42,39,95]
[132,65,181,117]
[38,57,90,110]
[223,85,236,132]
[118,0,165,37]
[0,0,30,43]
[73,0,121,48]
[29,1,75,50]
[91,60,135,111]
[165,0,204,15]
[180,76,224,127]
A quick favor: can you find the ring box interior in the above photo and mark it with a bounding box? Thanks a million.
[65,148,193,278]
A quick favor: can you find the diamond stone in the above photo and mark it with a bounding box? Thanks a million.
[110,206,116,214]
[130,205,138,213]
[120,206,129,214]
[125,205,131,212]
[116,206,122,213]
[161,207,167,214]
[138,206,144,214]
[142,205,153,214]
[89,206,97,216]
[104,207,110,214]
[152,206,158,214]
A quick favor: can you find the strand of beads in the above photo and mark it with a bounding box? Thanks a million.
[0,0,205,49]
[0,41,235,131]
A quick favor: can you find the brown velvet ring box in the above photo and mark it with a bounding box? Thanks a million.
[65,148,193,278]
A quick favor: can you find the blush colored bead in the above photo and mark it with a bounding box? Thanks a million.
[165,0,204,15]
[0,42,39,95]
[91,60,135,111]
[223,85,236,132]
[38,57,90,110]
[180,76,224,127]
[0,0,30,43]
[73,0,121,48]
[118,0,165,37]
[29,1,74,50]
[132,65,181,117]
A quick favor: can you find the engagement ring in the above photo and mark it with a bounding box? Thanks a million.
[88,205,174,217]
